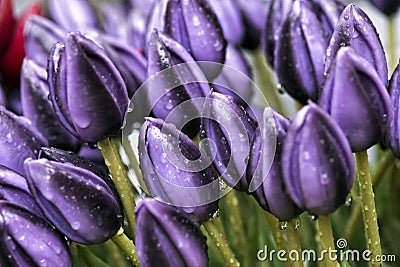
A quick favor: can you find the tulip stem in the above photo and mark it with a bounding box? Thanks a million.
[345,150,396,241]
[355,151,382,267]
[316,215,339,267]
[388,15,397,73]
[77,245,111,267]
[112,229,140,267]
[98,138,137,236]
[263,211,287,253]
[251,50,284,113]
[286,219,304,267]
[203,219,241,267]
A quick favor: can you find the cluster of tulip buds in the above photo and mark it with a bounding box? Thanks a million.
[0,0,399,266]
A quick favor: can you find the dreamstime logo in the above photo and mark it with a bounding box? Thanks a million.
[257,238,396,263]
[121,61,277,207]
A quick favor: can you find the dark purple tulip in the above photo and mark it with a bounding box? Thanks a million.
[325,4,388,84]
[319,47,392,152]
[23,15,66,68]
[0,83,5,106]
[200,91,258,192]
[20,59,80,151]
[147,30,210,136]
[0,165,44,217]
[163,0,226,79]
[0,106,47,175]
[386,62,400,157]
[368,0,400,16]
[247,108,303,221]
[0,201,72,267]
[213,44,253,103]
[208,0,267,49]
[101,36,147,98]
[282,103,354,216]
[48,32,129,143]
[263,0,294,66]
[100,2,130,43]
[135,198,208,267]
[274,0,330,103]
[47,0,98,31]
[24,158,123,245]
[139,118,219,223]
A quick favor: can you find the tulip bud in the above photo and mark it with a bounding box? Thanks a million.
[367,0,400,16]
[147,29,210,137]
[281,103,354,215]
[163,0,226,79]
[0,165,44,218]
[101,36,147,98]
[274,0,330,103]
[385,62,400,157]
[0,106,47,175]
[135,198,208,267]
[20,59,80,151]
[213,44,253,104]
[24,158,123,244]
[247,108,303,221]
[47,0,98,31]
[24,15,66,68]
[139,118,219,223]
[48,32,129,143]
[319,47,392,152]
[200,91,258,192]
[325,4,388,84]
[0,0,15,56]
[0,201,72,267]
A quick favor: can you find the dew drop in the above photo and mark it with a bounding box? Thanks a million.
[308,214,318,222]
[279,221,288,230]
[345,195,353,207]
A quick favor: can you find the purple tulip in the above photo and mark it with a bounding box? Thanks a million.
[0,201,71,267]
[24,158,123,245]
[274,0,331,103]
[385,62,400,157]
[23,15,66,68]
[247,108,303,221]
[20,59,80,151]
[282,103,354,215]
[101,36,147,98]
[325,4,388,84]
[367,0,400,16]
[0,106,47,175]
[135,198,208,267]
[47,0,98,31]
[213,44,253,103]
[319,47,392,152]
[162,0,226,79]
[147,30,210,137]
[0,82,5,106]
[47,32,129,143]
[138,118,219,223]
[0,165,44,218]
[200,91,258,192]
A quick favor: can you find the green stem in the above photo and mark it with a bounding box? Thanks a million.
[286,220,304,267]
[355,151,382,267]
[112,229,140,267]
[263,212,287,253]
[98,137,137,236]
[104,239,129,267]
[388,16,397,73]
[251,50,284,113]
[77,245,111,267]
[345,151,395,241]
[316,216,339,267]
[203,219,240,267]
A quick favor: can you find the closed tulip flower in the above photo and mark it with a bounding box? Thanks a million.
[385,62,400,157]
[139,118,219,223]
[281,103,354,215]
[0,201,71,267]
[135,198,208,267]
[247,108,303,221]
[319,47,392,152]
[24,158,123,244]
[47,32,129,143]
